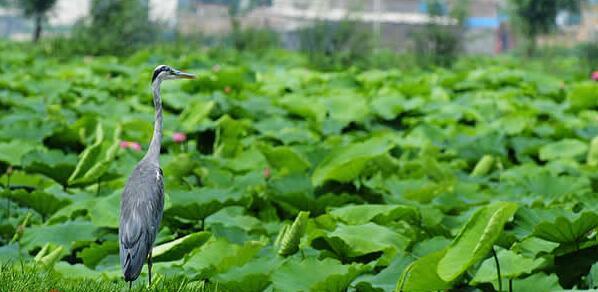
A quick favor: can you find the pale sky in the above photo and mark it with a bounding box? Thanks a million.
[48,0,91,26]
[149,0,178,26]
[47,0,178,26]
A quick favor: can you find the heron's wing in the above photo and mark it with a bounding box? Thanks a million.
[119,164,164,281]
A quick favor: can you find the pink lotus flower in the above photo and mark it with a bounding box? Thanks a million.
[120,141,142,151]
[592,71,598,81]
[263,167,271,179]
[129,142,141,151]
[172,132,187,143]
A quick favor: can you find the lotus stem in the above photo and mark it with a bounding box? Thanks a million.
[492,247,502,292]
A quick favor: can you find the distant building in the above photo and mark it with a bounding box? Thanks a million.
[1,0,595,54]
[177,1,233,35]
[540,0,598,46]
[176,0,505,54]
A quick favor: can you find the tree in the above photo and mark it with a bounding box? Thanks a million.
[412,0,469,67]
[18,0,57,42]
[508,0,582,55]
[70,0,157,55]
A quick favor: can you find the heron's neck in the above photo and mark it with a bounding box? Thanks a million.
[144,80,163,164]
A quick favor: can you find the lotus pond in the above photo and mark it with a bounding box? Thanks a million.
[0,45,597,291]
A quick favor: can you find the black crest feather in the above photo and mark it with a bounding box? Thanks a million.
[151,65,169,83]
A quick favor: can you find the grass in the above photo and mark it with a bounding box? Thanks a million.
[0,262,219,292]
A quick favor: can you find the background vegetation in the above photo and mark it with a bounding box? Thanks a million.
[0,0,597,291]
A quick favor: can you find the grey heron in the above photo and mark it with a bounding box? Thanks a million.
[119,65,194,288]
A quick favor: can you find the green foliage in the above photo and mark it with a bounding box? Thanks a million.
[68,123,120,187]
[437,202,518,282]
[20,221,97,252]
[66,0,159,56]
[508,0,582,54]
[299,20,373,70]
[412,0,468,67]
[318,222,410,263]
[470,248,547,289]
[311,136,395,186]
[0,140,38,166]
[413,24,461,67]
[567,81,598,110]
[229,27,280,52]
[21,149,77,187]
[214,257,276,292]
[538,139,588,161]
[0,263,218,291]
[152,232,211,262]
[576,42,598,71]
[0,189,70,219]
[329,204,419,225]
[277,211,309,256]
[397,250,451,291]
[354,253,414,291]
[516,208,598,244]
[0,44,596,290]
[271,257,363,291]
[470,155,495,177]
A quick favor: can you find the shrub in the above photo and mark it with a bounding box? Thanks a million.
[576,42,598,72]
[413,24,460,67]
[66,0,159,56]
[411,0,467,67]
[298,20,373,70]
[229,26,280,52]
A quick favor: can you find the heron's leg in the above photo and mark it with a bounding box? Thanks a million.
[148,251,153,286]
[128,281,132,291]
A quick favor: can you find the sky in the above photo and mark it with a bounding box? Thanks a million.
[47,0,177,26]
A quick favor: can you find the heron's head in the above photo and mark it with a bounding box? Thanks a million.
[151,65,195,84]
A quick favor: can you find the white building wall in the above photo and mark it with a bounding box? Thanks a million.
[48,0,91,26]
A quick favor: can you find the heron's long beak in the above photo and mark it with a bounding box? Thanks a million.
[174,70,195,79]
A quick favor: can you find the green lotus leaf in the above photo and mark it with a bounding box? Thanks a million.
[257,143,311,174]
[214,257,281,292]
[79,240,118,269]
[178,99,215,132]
[164,187,251,221]
[152,231,211,262]
[539,139,588,161]
[0,140,38,166]
[21,220,98,252]
[317,222,410,263]
[514,208,598,243]
[183,237,265,278]
[471,249,547,288]
[328,204,419,225]
[0,189,71,218]
[396,250,451,291]
[437,202,518,282]
[353,253,414,292]
[312,136,394,186]
[21,149,78,187]
[271,257,363,292]
[68,123,121,187]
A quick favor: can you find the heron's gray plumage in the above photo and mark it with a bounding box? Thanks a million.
[119,162,163,281]
[119,65,193,285]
